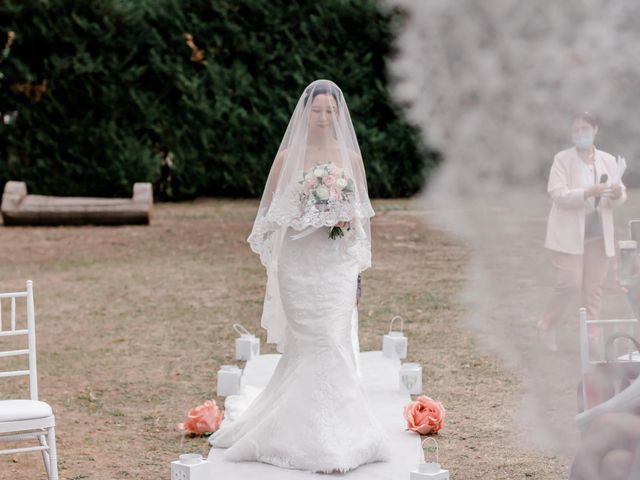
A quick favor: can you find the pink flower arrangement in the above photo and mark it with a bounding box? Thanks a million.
[403,395,445,435]
[177,400,224,436]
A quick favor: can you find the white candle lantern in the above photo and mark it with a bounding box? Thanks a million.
[233,323,260,361]
[216,364,242,397]
[171,453,214,480]
[383,315,408,359]
[618,240,638,286]
[399,362,423,395]
[410,438,449,479]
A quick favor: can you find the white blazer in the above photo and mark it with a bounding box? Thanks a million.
[544,146,627,258]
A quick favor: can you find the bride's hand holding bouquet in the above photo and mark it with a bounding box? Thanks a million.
[332,220,351,239]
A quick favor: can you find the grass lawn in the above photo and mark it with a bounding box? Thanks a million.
[0,197,572,479]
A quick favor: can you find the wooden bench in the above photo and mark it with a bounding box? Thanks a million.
[1,181,153,225]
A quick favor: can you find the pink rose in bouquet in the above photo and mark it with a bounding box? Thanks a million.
[323,174,336,186]
[403,395,445,435]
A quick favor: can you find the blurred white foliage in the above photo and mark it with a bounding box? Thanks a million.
[384,0,640,198]
[383,0,640,462]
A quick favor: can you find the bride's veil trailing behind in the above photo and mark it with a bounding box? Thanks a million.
[247,79,375,354]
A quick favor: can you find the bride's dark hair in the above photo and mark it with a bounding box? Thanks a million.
[303,80,342,108]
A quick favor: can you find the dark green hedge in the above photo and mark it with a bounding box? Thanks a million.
[0,0,438,199]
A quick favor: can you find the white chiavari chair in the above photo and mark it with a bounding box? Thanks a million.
[0,280,58,479]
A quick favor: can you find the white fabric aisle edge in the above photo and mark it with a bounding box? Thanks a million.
[206,350,422,478]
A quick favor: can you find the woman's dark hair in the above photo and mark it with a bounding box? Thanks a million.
[303,81,341,108]
[574,111,598,128]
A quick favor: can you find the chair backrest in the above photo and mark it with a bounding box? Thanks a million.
[0,280,38,401]
[579,307,639,402]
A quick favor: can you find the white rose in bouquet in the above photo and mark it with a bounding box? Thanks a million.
[316,185,330,200]
[336,177,348,190]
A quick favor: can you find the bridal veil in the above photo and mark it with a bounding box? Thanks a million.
[247,79,375,353]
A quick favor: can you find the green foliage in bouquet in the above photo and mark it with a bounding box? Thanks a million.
[328,223,350,240]
[0,0,439,199]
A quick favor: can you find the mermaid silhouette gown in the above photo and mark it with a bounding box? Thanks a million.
[208,224,392,473]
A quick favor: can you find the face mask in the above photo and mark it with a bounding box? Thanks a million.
[572,133,594,150]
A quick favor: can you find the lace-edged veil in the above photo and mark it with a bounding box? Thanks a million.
[247,79,375,353]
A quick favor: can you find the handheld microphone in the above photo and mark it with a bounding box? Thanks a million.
[595,173,608,208]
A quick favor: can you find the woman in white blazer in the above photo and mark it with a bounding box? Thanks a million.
[537,112,627,351]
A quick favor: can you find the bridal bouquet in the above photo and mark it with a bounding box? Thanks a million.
[298,161,355,239]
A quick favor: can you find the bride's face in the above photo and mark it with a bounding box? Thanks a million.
[308,93,338,134]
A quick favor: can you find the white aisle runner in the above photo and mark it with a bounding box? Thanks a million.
[206,350,422,479]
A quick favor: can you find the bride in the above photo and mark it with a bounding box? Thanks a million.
[208,79,392,473]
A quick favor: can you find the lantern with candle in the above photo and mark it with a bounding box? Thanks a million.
[383,315,408,359]
[410,438,449,479]
[216,364,242,397]
[233,323,260,361]
[171,453,214,480]
[399,362,423,395]
[618,240,638,287]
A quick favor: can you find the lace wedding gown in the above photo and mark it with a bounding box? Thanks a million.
[208,224,392,473]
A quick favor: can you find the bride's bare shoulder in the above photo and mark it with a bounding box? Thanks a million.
[276,148,289,163]
[270,149,288,171]
[348,149,363,162]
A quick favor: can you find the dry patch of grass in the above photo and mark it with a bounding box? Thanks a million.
[0,198,566,479]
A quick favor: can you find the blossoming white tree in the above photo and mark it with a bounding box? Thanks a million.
[384,0,640,461]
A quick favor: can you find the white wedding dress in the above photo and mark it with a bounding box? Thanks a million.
[208,224,392,473]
